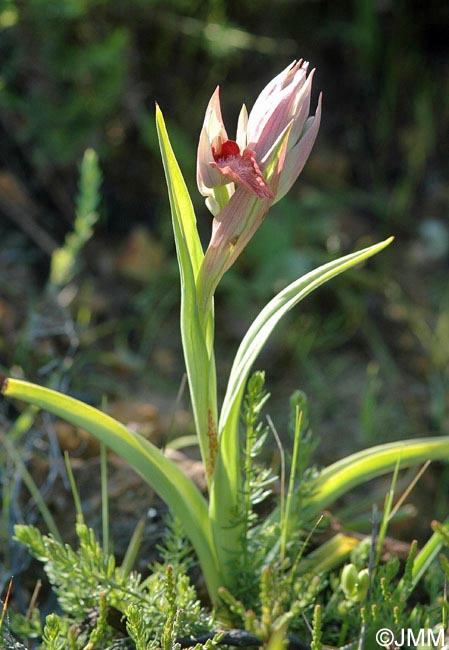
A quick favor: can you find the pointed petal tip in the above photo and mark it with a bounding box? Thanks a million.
[315,92,323,119]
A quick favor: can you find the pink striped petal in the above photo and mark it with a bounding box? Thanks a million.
[197,86,231,196]
[247,61,309,157]
[274,93,322,203]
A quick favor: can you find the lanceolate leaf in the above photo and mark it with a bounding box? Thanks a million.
[219,237,393,433]
[210,237,393,591]
[155,106,203,276]
[2,378,223,602]
[305,436,449,517]
[156,106,217,477]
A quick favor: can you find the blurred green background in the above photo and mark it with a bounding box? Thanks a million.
[0,0,448,463]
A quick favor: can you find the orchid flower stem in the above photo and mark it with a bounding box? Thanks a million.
[374,457,401,567]
[63,451,83,523]
[100,442,110,554]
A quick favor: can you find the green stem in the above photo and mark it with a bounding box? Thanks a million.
[281,407,302,562]
[3,435,62,541]
[212,185,232,212]
[63,451,83,522]
[410,517,449,589]
[100,443,109,554]
[375,457,400,566]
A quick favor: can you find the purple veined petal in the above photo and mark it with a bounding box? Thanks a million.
[198,122,288,312]
[236,104,248,151]
[204,86,227,139]
[197,126,227,195]
[247,60,301,133]
[273,92,322,204]
[197,86,229,195]
[247,61,307,140]
[196,62,318,314]
[247,63,309,158]
[288,69,315,152]
[260,119,293,170]
[197,59,320,225]
[198,189,271,313]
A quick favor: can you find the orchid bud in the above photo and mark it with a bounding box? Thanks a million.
[196,60,321,215]
[196,60,321,318]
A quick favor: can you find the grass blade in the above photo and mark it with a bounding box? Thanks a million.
[220,237,393,433]
[3,435,62,542]
[156,105,217,480]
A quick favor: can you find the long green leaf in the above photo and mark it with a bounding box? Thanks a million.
[2,378,222,602]
[156,106,217,478]
[305,436,449,517]
[220,237,393,432]
[210,238,393,588]
[155,107,203,276]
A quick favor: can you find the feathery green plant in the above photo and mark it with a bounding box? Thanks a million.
[50,149,101,289]
[12,520,213,648]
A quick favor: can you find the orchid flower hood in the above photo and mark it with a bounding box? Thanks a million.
[196,60,322,316]
[197,60,321,215]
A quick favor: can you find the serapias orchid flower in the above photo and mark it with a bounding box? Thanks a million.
[196,60,321,319]
[197,60,321,215]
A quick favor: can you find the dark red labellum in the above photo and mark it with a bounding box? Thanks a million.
[212,139,240,162]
